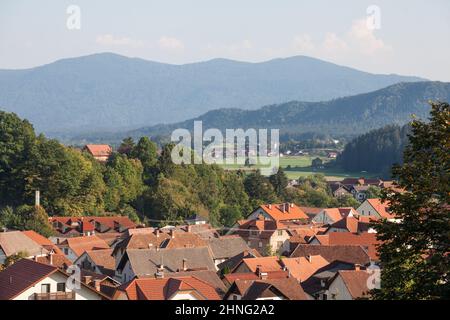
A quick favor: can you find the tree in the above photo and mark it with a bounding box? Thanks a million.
[117,137,135,156]
[15,205,54,237]
[269,167,288,197]
[131,137,158,183]
[365,186,382,199]
[219,205,243,228]
[244,170,278,207]
[372,102,450,300]
[2,251,28,269]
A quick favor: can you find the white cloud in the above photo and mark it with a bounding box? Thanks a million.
[96,34,145,48]
[158,36,185,51]
[322,32,348,52]
[348,18,390,55]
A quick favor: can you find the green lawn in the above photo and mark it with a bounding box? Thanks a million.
[219,155,379,181]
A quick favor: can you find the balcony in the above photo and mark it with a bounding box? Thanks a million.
[34,291,75,300]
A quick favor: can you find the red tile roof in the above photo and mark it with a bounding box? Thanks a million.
[324,233,381,261]
[281,255,330,282]
[62,235,110,257]
[238,256,284,273]
[84,144,112,157]
[337,270,371,299]
[116,276,221,300]
[366,199,395,219]
[22,230,64,255]
[259,203,308,221]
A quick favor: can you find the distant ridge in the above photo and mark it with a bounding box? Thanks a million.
[0,52,425,134]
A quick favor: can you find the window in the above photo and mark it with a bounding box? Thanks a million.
[258,241,263,248]
[277,230,283,236]
[41,284,50,294]
[251,230,258,237]
[277,241,283,249]
[63,248,69,255]
[57,283,66,292]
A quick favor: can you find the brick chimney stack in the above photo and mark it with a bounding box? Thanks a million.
[182,258,187,271]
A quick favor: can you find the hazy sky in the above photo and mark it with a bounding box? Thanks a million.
[1,0,449,80]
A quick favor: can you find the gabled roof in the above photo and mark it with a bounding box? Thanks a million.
[258,203,308,221]
[290,244,371,266]
[229,278,308,300]
[116,276,221,300]
[315,233,381,261]
[0,231,48,257]
[61,235,109,257]
[281,255,330,282]
[22,230,64,255]
[217,249,261,272]
[112,231,170,255]
[207,235,251,260]
[84,144,112,157]
[36,253,72,269]
[120,247,216,276]
[160,232,207,249]
[78,249,115,276]
[235,256,284,273]
[0,259,109,300]
[0,259,59,300]
[335,270,371,299]
[365,198,395,219]
[49,216,137,235]
[320,207,356,223]
[223,271,289,285]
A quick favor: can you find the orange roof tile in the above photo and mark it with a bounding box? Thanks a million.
[281,255,330,282]
[366,199,395,219]
[62,235,110,257]
[84,144,112,157]
[239,256,284,273]
[259,203,308,221]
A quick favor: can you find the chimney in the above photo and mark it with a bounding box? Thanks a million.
[268,204,272,209]
[286,203,290,213]
[170,229,175,239]
[354,264,361,271]
[187,225,192,233]
[93,279,101,291]
[156,229,160,238]
[182,258,187,271]
[242,250,249,256]
[35,190,40,207]
[148,243,153,249]
[48,252,53,265]
[83,276,92,284]
[156,265,164,279]
[306,255,312,263]
[33,255,38,261]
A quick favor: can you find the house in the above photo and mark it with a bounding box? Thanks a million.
[298,206,325,220]
[49,216,136,240]
[224,278,309,300]
[311,157,323,168]
[246,203,309,223]
[290,244,371,266]
[327,152,338,159]
[83,144,112,162]
[58,235,110,262]
[231,256,284,274]
[206,235,252,267]
[288,224,327,251]
[159,230,207,249]
[217,249,262,273]
[300,260,357,299]
[357,198,396,220]
[324,215,374,234]
[80,269,121,298]
[115,247,216,283]
[308,233,381,262]
[312,207,358,225]
[327,269,371,300]
[74,249,115,277]
[281,255,330,282]
[235,218,291,255]
[329,184,352,198]
[113,276,221,300]
[0,259,109,300]
[0,231,49,265]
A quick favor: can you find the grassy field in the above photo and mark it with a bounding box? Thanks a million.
[220,155,378,181]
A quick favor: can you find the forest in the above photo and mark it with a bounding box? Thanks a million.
[337,124,411,177]
[0,111,359,236]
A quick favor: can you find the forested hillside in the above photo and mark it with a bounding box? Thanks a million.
[69,81,449,145]
[0,111,357,235]
[337,124,411,177]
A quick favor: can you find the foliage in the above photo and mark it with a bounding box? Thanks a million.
[372,101,450,300]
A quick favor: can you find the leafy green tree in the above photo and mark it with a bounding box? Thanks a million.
[219,205,243,228]
[269,167,288,197]
[117,137,135,156]
[104,153,144,211]
[0,111,36,206]
[372,102,450,300]
[131,137,158,184]
[365,186,382,199]
[2,251,29,269]
[244,170,278,206]
[15,205,54,237]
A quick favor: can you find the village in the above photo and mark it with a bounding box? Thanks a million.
[0,143,399,301]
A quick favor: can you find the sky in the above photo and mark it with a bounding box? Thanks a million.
[1,0,449,81]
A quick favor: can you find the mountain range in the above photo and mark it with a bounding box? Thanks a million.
[64,81,450,145]
[0,53,425,134]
